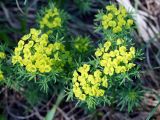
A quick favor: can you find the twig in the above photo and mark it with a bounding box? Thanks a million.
[0,2,20,29]
[24,0,27,5]
[0,87,6,94]
[146,44,153,69]
[33,107,44,120]
[6,106,35,119]
[67,106,76,116]
[15,0,25,14]
[57,107,71,120]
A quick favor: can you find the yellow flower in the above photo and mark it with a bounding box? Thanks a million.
[107,13,113,20]
[26,64,36,73]
[45,47,52,55]
[102,78,108,87]
[14,48,21,56]
[44,65,52,72]
[126,53,133,61]
[22,34,31,41]
[40,40,48,47]
[120,66,127,73]
[108,20,116,27]
[102,53,110,59]
[113,26,122,33]
[115,66,121,74]
[130,47,135,54]
[104,67,114,76]
[0,52,6,59]
[28,41,34,47]
[72,77,77,83]
[18,40,24,47]
[94,70,102,78]
[0,71,4,80]
[109,51,115,57]
[53,17,61,27]
[106,4,117,12]
[104,41,111,48]
[116,38,124,45]
[75,82,79,87]
[30,28,41,36]
[127,19,134,27]
[106,4,115,11]
[127,63,135,69]
[12,55,22,65]
[118,19,126,26]
[102,21,108,29]
[120,6,127,16]
[114,50,119,56]
[23,58,31,66]
[100,60,107,67]
[115,9,120,15]
[73,70,78,78]
[83,64,90,72]
[79,94,86,101]
[95,48,103,57]
[88,75,94,82]
[98,90,105,96]
[119,46,127,55]
[112,59,119,67]
[102,15,108,21]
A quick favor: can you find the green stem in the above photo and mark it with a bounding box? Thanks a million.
[45,91,65,120]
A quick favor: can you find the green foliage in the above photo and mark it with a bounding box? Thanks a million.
[117,87,143,112]
[73,36,92,53]
[0,114,6,120]
[74,0,93,13]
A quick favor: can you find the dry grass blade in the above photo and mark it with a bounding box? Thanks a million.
[15,0,25,14]
[0,2,20,29]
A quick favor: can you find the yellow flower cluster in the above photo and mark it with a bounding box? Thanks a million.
[12,28,66,73]
[0,52,6,59]
[39,8,61,29]
[95,40,136,76]
[72,64,108,101]
[102,4,134,33]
